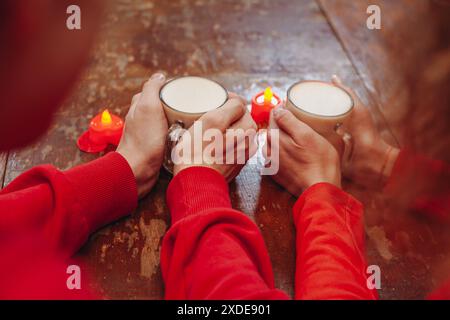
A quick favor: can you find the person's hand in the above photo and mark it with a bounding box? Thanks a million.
[266,107,341,197]
[331,75,400,189]
[173,94,258,181]
[117,73,168,198]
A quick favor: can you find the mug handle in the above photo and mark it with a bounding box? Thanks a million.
[335,123,354,167]
[163,120,186,174]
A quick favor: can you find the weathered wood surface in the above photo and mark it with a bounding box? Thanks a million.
[5,0,447,299]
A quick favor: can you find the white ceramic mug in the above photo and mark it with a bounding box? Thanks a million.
[285,80,354,155]
[159,76,228,172]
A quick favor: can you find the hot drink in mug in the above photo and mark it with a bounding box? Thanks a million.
[159,76,228,172]
[285,80,354,155]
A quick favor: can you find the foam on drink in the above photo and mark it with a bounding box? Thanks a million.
[288,81,352,116]
[160,76,227,113]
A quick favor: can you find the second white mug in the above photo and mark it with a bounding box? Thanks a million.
[285,80,354,155]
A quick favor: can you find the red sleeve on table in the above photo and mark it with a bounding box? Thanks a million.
[64,151,138,235]
[166,166,232,222]
[384,149,450,222]
[0,151,137,298]
[162,166,289,300]
[0,151,137,255]
[293,183,378,300]
[386,151,450,298]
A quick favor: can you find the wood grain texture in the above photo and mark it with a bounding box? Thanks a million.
[6,0,437,299]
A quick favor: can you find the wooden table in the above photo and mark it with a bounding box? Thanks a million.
[1,0,449,299]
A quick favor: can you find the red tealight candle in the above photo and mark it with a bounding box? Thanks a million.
[77,109,124,153]
[250,87,282,128]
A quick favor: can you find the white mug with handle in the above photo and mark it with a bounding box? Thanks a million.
[159,76,229,173]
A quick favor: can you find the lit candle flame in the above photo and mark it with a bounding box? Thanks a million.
[264,87,273,105]
[101,109,112,125]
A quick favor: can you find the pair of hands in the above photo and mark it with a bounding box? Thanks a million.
[116,73,257,198]
[117,73,397,199]
[266,75,400,196]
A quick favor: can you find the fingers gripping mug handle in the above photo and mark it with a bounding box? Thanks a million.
[163,120,185,174]
[335,123,354,165]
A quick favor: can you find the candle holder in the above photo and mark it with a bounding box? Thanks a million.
[250,87,282,128]
[77,109,124,153]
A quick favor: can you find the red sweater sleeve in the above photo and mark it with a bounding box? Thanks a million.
[385,150,450,299]
[0,152,137,299]
[293,183,378,300]
[0,151,138,255]
[161,167,289,300]
[384,149,450,222]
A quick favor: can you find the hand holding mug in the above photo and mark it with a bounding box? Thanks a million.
[117,73,168,198]
[173,94,258,182]
[266,107,341,197]
[331,76,400,189]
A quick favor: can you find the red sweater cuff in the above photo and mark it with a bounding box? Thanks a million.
[293,182,362,226]
[384,148,414,193]
[64,152,138,233]
[167,167,231,223]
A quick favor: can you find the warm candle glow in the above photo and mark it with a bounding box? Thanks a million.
[251,87,282,128]
[78,109,124,153]
[264,87,273,104]
[101,109,112,126]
